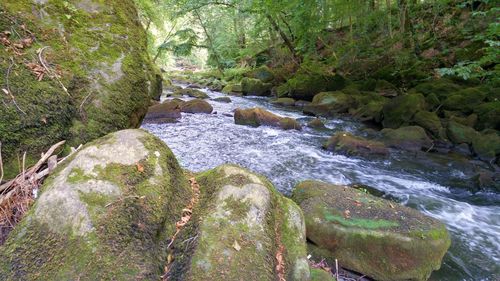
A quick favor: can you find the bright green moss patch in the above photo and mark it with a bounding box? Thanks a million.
[323,210,399,229]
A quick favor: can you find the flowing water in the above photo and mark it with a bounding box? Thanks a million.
[142,84,500,280]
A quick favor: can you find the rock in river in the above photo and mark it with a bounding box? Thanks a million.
[292,180,451,281]
[143,100,182,123]
[323,132,388,157]
[181,99,213,114]
[234,107,301,131]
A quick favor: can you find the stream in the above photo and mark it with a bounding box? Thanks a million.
[142,84,500,280]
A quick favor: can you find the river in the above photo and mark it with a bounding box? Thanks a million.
[142,84,500,280]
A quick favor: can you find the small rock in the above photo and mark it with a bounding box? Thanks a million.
[307,118,326,129]
[181,99,213,114]
[211,97,232,103]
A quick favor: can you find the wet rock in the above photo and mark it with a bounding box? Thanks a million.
[382,93,426,129]
[244,66,275,83]
[280,117,302,130]
[222,83,243,94]
[382,126,433,152]
[0,130,193,280]
[173,88,209,99]
[323,132,388,157]
[304,91,355,116]
[352,100,386,123]
[234,107,301,131]
[292,180,451,281]
[307,118,327,129]
[183,165,309,281]
[181,99,213,114]
[279,71,346,101]
[143,100,182,123]
[241,77,272,96]
[446,121,478,144]
[211,96,232,103]
[295,100,311,108]
[412,111,444,139]
[271,97,296,107]
[471,132,500,161]
[449,114,478,128]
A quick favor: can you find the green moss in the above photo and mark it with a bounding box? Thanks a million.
[323,211,399,229]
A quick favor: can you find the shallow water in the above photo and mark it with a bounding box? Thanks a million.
[142,85,500,280]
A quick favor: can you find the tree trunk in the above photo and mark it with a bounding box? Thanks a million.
[386,0,393,38]
[194,10,224,73]
[266,14,301,63]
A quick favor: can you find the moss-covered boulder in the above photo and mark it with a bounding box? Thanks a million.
[244,65,275,83]
[234,107,301,131]
[174,88,209,99]
[471,132,500,161]
[307,118,327,129]
[143,100,183,123]
[375,80,399,97]
[323,132,388,157]
[181,164,310,281]
[352,100,387,123]
[292,180,451,281]
[410,79,462,101]
[211,96,232,103]
[279,72,346,101]
[310,268,335,281]
[221,83,242,94]
[241,77,272,96]
[474,101,500,130]
[0,129,192,280]
[382,126,433,152]
[442,88,486,113]
[382,93,426,129]
[181,99,213,114]
[0,1,159,179]
[413,111,445,139]
[446,121,478,144]
[303,91,355,117]
[271,97,296,107]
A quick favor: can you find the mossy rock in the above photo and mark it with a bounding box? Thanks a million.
[0,129,192,280]
[233,107,302,131]
[323,132,388,157]
[221,83,242,94]
[173,88,209,99]
[446,121,478,144]
[282,71,346,101]
[382,126,433,152]
[352,99,387,123]
[310,268,335,281]
[271,97,296,107]
[244,65,275,83]
[382,93,426,129]
[471,132,500,162]
[211,96,232,103]
[241,77,272,96]
[0,1,158,179]
[442,87,487,113]
[410,79,462,100]
[292,180,451,281]
[181,99,213,114]
[182,164,310,281]
[412,111,444,139]
[375,80,399,97]
[303,91,355,117]
[143,100,183,123]
[307,118,327,129]
[474,101,500,130]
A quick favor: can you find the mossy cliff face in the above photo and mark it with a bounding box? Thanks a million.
[0,0,159,179]
[0,129,192,280]
[292,180,451,281]
[180,164,310,281]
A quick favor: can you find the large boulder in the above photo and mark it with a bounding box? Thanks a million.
[471,132,500,161]
[474,101,500,130]
[303,91,355,117]
[292,180,451,281]
[279,72,346,101]
[410,79,462,101]
[244,65,275,83]
[173,88,209,99]
[222,83,242,94]
[323,132,388,157]
[241,77,272,96]
[446,121,478,144]
[179,164,310,280]
[382,126,433,152]
[0,1,159,179]
[271,97,296,107]
[234,108,301,131]
[181,99,213,114]
[413,111,444,139]
[143,100,183,123]
[0,130,193,280]
[382,93,426,129]
[442,88,486,113]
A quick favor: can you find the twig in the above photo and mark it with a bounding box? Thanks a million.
[4,57,27,115]
[0,142,3,184]
[104,195,142,208]
[335,259,339,281]
[37,46,70,96]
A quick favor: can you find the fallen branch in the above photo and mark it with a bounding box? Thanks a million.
[0,140,81,245]
[3,57,27,115]
[37,46,70,96]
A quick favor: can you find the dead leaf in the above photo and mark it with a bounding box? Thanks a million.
[136,163,144,173]
[232,240,241,251]
[354,200,362,207]
[344,210,351,219]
